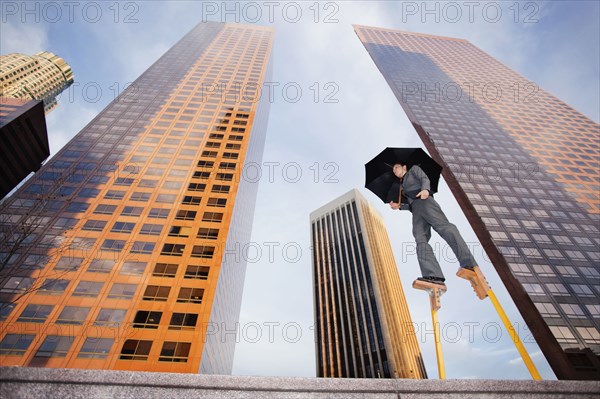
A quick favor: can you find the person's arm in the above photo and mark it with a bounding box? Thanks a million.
[412,165,431,199]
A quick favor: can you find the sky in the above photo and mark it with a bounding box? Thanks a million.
[1,0,599,380]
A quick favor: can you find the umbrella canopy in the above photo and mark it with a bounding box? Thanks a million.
[364,147,442,204]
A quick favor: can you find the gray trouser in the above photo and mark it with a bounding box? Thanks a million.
[410,197,476,279]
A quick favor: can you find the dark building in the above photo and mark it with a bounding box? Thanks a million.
[0,97,49,198]
[310,189,427,379]
[355,25,599,380]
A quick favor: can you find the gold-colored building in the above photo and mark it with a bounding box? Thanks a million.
[0,22,274,374]
[310,189,427,379]
[355,25,600,380]
[0,52,74,113]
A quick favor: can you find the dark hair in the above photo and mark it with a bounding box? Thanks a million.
[392,161,409,168]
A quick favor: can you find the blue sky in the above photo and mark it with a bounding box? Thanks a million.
[1,1,599,379]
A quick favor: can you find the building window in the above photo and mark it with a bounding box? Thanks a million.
[82,220,107,232]
[131,241,155,254]
[0,277,34,294]
[201,151,217,158]
[188,183,206,192]
[121,206,144,217]
[207,198,227,207]
[140,224,163,236]
[177,288,204,304]
[184,266,209,280]
[121,261,147,276]
[17,304,54,323]
[182,196,201,205]
[197,228,219,239]
[119,339,152,360]
[169,313,198,330]
[149,208,170,219]
[73,281,103,297]
[158,342,191,362]
[549,326,577,344]
[577,327,600,344]
[101,239,127,252]
[193,171,211,179]
[132,311,162,329]
[130,192,151,202]
[223,152,238,159]
[152,263,178,278]
[111,222,135,234]
[108,283,137,300]
[38,279,69,295]
[202,212,223,223]
[54,256,84,271]
[156,194,176,203]
[0,334,35,356]
[219,162,236,170]
[66,202,89,213]
[88,259,115,274]
[161,243,185,256]
[211,185,230,194]
[104,190,126,200]
[77,338,114,359]
[0,303,16,321]
[560,304,586,318]
[142,285,171,301]
[191,246,215,259]
[168,226,191,237]
[114,177,135,186]
[94,308,127,326]
[56,306,91,325]
[34,335,74,358]
[534,302,558,317]
[94,204,117,215]
[197,160,214,168]
[175,210,197,221]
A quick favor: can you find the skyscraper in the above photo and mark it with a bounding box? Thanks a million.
[0,22,274,374]
[310,189,427,379]
[0,52,74,113]
[0,98,49,198]
[355,25,600,380]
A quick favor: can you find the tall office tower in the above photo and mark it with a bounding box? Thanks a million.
[0,22,274,374]
[310,189,427,379]
[0,98,50,198]
[355,25,600,380]
[0,52,74,113]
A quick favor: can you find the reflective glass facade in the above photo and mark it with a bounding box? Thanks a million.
[355,25,599,379]
[310,189,427,379]
[0,22,274,374]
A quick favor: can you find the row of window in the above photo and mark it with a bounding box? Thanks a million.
[0,278,205,302]
[0,335,192,362]
[82,214,222,236]
[7,303,199,331]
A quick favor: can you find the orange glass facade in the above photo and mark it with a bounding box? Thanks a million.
[311,189,427,379]
[355,25,600,379]
[0,22,273,374]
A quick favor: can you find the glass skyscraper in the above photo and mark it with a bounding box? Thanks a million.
[0,21,273,374]
[355,25,599,380]
[311,189,427,379]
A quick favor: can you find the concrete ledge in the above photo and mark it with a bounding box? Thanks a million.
[0,367,598,398]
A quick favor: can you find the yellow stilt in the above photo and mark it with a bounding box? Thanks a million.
[431,306,446,379]
[413,279,446,379]
[488,290,542,380]
[457,267,542,380]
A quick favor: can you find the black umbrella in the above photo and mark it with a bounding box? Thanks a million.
[364,147,442,204]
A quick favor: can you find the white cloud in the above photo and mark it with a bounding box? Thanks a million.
[0,21,48,54]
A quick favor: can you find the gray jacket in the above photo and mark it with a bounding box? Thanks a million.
[401,165,431,205]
